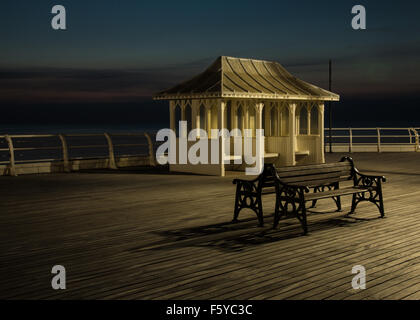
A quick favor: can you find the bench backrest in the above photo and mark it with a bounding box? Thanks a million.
[260,158,354,189]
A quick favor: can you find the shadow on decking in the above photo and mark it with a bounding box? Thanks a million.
[135,210,380,253]
[77,165,223,176]
[77,165,175,175]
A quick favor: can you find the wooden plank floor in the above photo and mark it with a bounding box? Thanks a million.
[1,153,420,300]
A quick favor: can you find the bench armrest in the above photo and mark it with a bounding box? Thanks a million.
[341,156,386,185]
[353,169,386,189]
[354,169,386,183]
[356,171,386,182]
[232,177,260,195]
[232,176,259,185]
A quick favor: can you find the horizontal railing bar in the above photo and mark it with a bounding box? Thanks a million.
[68,145,108,149]
[0,153,150,165]
[0,134,58,138]
[328,143,415,145]
[3,144,149,152]
[324,127,418,130]
[12,146,62,151]
[13,158,63,163]
[62,134,106,137]
[108,133,146,136]
[8,143,149,151]
[328,136,413,139]
[113,143,149,147]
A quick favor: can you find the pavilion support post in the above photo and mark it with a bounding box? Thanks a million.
[255,102,264,162]
[278,103,283,136]
[206,101,212,138]
[218,100,226,176]
[192,100,198,129]
[288,103,296,166]
[179,100,188,139]
[318,103,325,163]
[180,100,186,121]
[231,101,238,134]
[192,100,200,138]
[241,105,246,136]
[169,101,176,132]
[255,102,263,130]
[264,103,270,136]
[244,103,250,137]
[307,103,311,135]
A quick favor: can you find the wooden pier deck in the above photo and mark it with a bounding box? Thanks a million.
[1,153,420,300]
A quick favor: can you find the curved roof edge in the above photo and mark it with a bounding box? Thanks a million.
[153,56,340,102]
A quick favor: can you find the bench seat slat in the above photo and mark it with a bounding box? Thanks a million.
[275,162,351,173]
[276,164,352,178]
[304,186,369,201]
[280,170,351,184]
[289,177,351,187]
[262,176,351,189]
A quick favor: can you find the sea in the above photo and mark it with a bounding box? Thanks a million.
[0,96,419,163]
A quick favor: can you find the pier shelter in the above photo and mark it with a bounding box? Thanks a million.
[154,56,339,176]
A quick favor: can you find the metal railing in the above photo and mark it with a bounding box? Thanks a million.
[324,127,420,153]
[1,127,418,176]
[0,132,158,176]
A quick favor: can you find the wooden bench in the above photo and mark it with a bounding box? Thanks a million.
[232,157,386,234]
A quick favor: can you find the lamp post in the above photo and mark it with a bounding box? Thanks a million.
[328,59,332,153]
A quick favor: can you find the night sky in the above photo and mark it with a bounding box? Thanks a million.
[1,0,420,129]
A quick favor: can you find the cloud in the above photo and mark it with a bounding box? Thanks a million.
[1,43,420,105]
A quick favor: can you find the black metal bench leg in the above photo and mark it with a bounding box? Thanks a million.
[334,196,342,212]
[378,185,385,218]
[256,197,264,227]
[310,187,318,208]
[232,207,240,223]
[297,202,308,235]
[273,197,280,229]
[232,185,241,223]
[232,182,264,226]
[379,199,385,218]
[349,193,357,214]
[333,184,342,212]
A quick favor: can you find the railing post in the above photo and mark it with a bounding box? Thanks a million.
[377,128,381,153]
[104,133,117,169]
[324,128,327,153]
[414,128,420,152]
[58,134,71,173]
[349,127,353,153]
[5,135,16,176]
[144,132,156,166]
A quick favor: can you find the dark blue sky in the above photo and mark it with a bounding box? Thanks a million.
[1,0,420,123]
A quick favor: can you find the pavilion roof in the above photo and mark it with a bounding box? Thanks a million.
[153,56,339,101]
